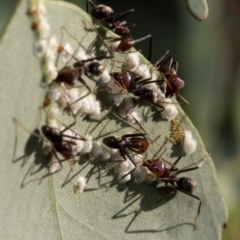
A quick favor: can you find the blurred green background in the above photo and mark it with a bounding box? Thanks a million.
[1,0,239,239]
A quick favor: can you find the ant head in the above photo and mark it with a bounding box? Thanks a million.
[177,177,196,193]
[91,5,114,20]
[166,74,185,97]
[102,136,119,148]
[87,61,104,76]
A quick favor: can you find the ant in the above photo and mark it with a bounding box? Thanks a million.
[100,110,165,181]
[56,27,113,89]
[110,70,164,112]
[86,1,152,60]
[13,109,86,187]
[102,133,149,181]
[86,0,135,37]
[155,50,189,104]
[142,153,209,227]
[44,27,113,108]
[112,35,152,61]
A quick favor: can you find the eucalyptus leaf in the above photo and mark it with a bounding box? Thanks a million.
[0,0,227,240]
[186,0,209,21]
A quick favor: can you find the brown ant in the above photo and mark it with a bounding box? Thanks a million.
[87,1,152,60]
[100,110,165,181]
[155,50,189,104]
[43,27,113,108]
[56,27,113,90]
[13,110,86,187]
[114,36,152,61]
[86,0,135,37]
[110,71,164,111]
[103,133,149,180]
[142,153,209,227]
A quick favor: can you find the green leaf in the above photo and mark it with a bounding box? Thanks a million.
[0,0,226,239]
[186,0,209,21]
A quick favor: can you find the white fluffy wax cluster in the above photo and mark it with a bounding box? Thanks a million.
[74,176,87,194]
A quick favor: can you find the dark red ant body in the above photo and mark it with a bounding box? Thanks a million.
[142,153,209,227]
[110,71,164,111]
[42,27,113,108]
[56,27,113,91]
[55,57,106,92]
[112,35,152,61]
[87,0,135,37]
[103,133,149,179]
[86,1,152,60]
[13,115,86,186]
[155,50,188,104]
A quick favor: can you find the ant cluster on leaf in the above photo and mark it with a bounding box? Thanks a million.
[13,0,211,228]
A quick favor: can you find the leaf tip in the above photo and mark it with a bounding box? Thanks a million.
[186,0,209,21]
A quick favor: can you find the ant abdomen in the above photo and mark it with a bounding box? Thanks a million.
[177,177,196,193]
[102,136,120,149]
[56,68,79,86]
[42,125,62,142]
[116,38,134,52]
[54,142,74,158]
[91,5,114,20]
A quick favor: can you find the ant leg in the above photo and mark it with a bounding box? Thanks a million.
[117,148,136,180]
[84,72,111,91]
[109,9,134,22]
[174,186,202,228]
[86,0,96,13]
[155,50,170,68]
[176,154,210,175]
[122,133,146,138]
[169,153,184,171]
[176,93,189,105]
[121,22,135,32]
[172,61,178,72]
[130,35,152,62]
[12,118,43,141]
